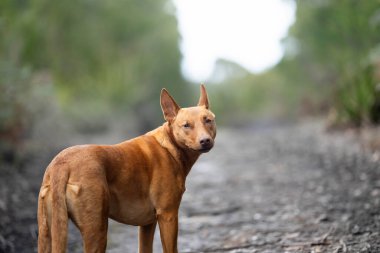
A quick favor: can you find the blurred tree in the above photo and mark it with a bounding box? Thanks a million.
[28,0,188,130]
[283,0,380,126]
[0,0,188,163]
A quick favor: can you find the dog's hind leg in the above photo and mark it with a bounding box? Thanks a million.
[139,221,157,253]
[80,218,108,253]
[68,181,109,253]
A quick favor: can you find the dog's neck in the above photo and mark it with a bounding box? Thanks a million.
[147,123,200,176]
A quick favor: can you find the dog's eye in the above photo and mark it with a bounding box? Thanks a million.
[205,118,212,124]
[183,123,190,128]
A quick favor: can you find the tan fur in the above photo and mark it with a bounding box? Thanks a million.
[37,85,216,253]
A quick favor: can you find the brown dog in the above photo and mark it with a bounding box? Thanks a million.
[37,85,216,253]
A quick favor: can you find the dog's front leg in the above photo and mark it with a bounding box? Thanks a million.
[157,210,179,253]
[139,222,157,253]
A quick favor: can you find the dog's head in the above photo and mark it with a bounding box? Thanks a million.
[160,85,216,153]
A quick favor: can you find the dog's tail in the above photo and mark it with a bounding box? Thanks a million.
[38,183,51,253]
[38,166,69,253]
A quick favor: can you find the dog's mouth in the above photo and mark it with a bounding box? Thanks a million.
[199,147,212,153]
[198,144,213,153]
[188,146,213,153]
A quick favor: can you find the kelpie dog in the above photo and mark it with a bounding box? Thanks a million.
[38,85,216,253]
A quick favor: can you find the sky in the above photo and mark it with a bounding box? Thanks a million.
[173,0,296,82]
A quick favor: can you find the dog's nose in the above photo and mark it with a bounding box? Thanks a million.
[199,137,213,152]
[200,138,211,146]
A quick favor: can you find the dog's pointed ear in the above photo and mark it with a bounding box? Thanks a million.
[161,88,180,122]
[198,84,209,109]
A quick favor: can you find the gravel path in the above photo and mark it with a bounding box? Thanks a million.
[1,121,380,252]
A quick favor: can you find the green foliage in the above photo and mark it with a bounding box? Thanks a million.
[335,65,376,126]
[285,0,380,126]
[0,0,188,163]
[29,0,186,127]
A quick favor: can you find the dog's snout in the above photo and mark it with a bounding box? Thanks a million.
[199,137,213,152]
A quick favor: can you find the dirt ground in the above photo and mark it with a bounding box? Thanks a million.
[1,120,380,253]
